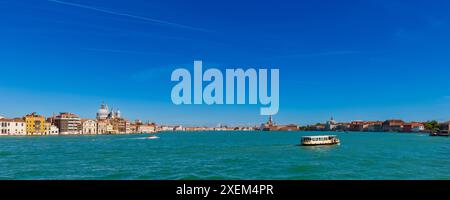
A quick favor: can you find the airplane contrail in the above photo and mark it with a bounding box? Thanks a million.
[47,0,211,32]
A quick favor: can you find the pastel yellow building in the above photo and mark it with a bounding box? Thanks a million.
[24,112,45,135]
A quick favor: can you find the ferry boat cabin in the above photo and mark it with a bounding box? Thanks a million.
[301,135,340,146]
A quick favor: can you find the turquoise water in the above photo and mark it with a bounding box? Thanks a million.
[0,131,448,180]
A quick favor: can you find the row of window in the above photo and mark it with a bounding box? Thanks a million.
[1,122,24,127]
[0,129,24,134]
[302,137,334,142]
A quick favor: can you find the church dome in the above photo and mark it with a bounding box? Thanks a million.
[97,108,108,115]
[96,103,109,119]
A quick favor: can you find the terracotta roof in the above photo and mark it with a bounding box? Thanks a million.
[25,112,44,118]
[0,118,25,122]
[366,121,383,125]
[56,112,79,118]
[384,120,405,125]
[410,122,424,126]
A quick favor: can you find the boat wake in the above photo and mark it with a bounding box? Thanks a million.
[147,136,160,140]
[128,136,160,140]
[132,137,148,140]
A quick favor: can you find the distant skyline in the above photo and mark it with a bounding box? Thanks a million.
[1,0,450,126]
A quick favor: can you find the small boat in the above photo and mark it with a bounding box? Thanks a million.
[437,132,449,137]
[429,132,438,137]
[147,135,159,139]
[301,135,340,146]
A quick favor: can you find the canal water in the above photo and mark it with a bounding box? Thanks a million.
[0,131,448,180]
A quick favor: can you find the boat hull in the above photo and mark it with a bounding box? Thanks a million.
[301,142,340,146]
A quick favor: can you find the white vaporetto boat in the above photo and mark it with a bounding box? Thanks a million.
[301,135,340,146]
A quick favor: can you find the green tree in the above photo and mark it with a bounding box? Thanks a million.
[424,120,440,132]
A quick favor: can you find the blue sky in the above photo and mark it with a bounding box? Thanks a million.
[1,0,450,126]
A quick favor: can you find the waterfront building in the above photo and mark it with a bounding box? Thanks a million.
[81,119,98,135]
[305,124,326,131]
[403,122,425,133]
[96,103,109,120]
[24,112,46,135]
[382,120,405,132]
[173,125,184,131]
[97,120,115,134]
[46,114,56,125]
[335,123,350,131]
[439,121,450,132]
[138,123,157,133]
[0,118,26,136]
[97,120,109,134]
[96,102,121,120]
[276,124,300,131]
[108,109,116,119]
[185,126,210,131]
[159,125,174,131]
[111,118,131,134]
[129,123,138,133]
[214,126,230,131]
[214,124,241,131]
[237,126,254,131]
[325,117,337,131]
[106,123,115,134]
[214,124,226,131]
[259,115,300,131]
[367,121,384,132]
[122,119,131,134]
[132,120,142,132]
[95,103,128,134]
[260,116,274,131]
[184,127,195,131]
[315,124,326,130]
[350,121,366,132]
[54,112,81,135]
[413,123,425,132]
[44,122,59,135]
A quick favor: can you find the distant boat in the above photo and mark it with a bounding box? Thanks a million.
[147,135,159,139]
[430,131,449,137]
[301,135,340,146]
[437,132,449,137]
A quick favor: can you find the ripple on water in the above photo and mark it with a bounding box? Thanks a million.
[0,132,449,180]
[0,151,13,156]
